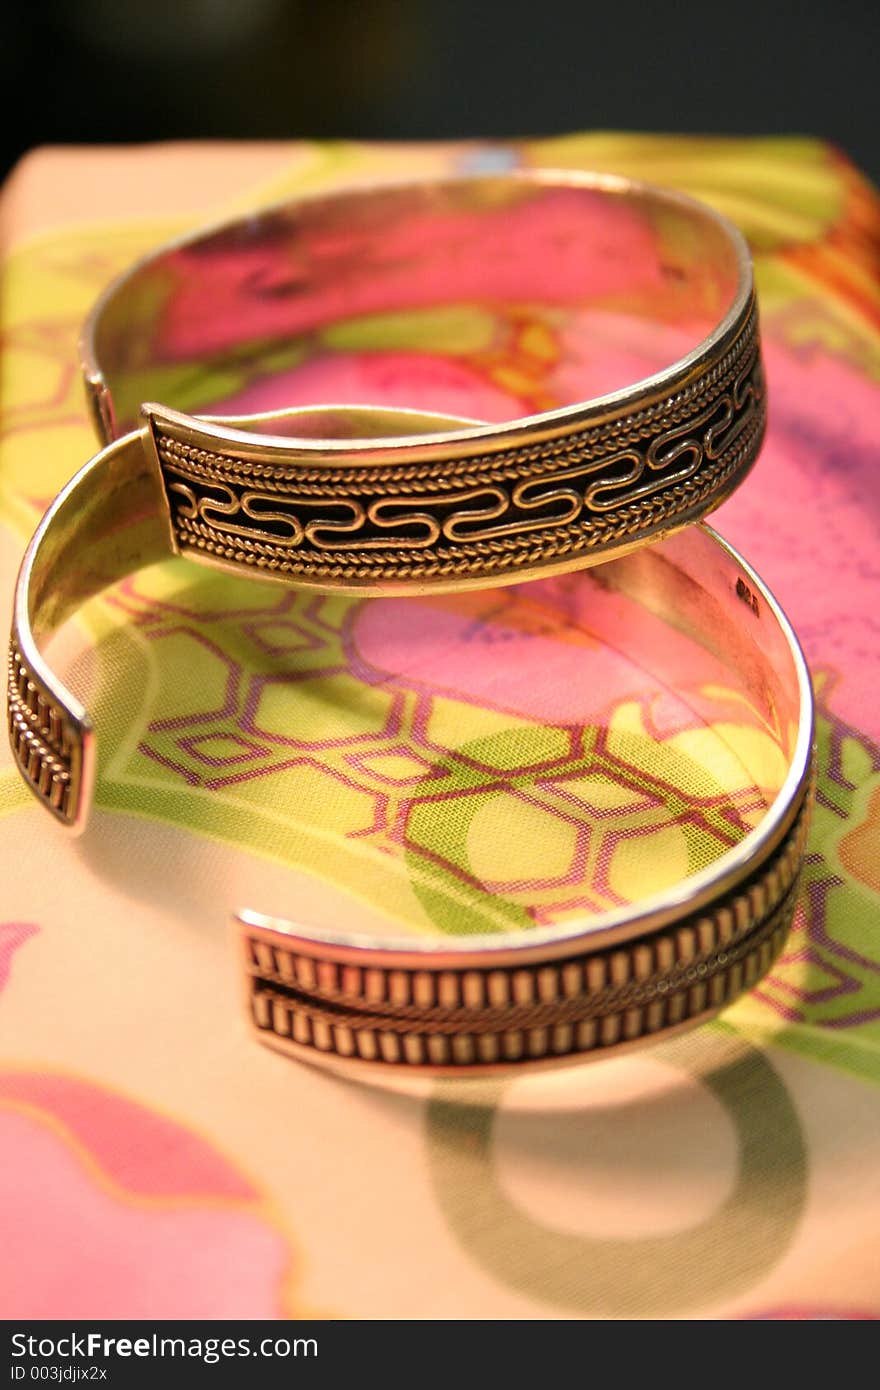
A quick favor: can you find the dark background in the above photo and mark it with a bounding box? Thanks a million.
[5,0,878,181]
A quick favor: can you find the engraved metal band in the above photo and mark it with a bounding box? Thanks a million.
[7,432,815,1068]
[242,790,811,1072]
[80,171,766,593]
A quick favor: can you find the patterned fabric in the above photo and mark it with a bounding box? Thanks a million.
[0,136,878,1319]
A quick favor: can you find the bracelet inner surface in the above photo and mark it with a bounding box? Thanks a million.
[87,175,747,436]
[79,174,764,592]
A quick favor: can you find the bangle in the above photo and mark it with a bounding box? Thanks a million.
[9,459,814,1068]
[7,170,807,1072]
[81,170,765,593]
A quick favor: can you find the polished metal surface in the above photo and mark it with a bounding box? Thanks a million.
[82,171,765,591]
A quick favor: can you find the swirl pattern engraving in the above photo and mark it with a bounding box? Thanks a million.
[150,302,764,587]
